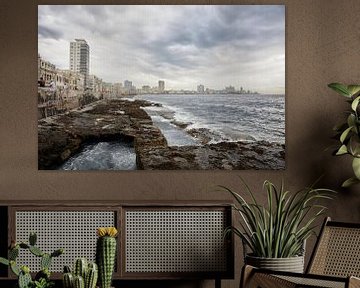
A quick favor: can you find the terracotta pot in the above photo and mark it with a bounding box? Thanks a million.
[245,254,304,273]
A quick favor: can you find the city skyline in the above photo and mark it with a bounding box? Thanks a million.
[38,5,285,93]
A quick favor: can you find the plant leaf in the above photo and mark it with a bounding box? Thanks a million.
[342,177,360,188]
[340,126,353,143]
[336,145,348,155]
[0,257,9,266]
[352,157,360,179]
[351,96,360,111]
[328,83,351,97]
[349,135,360,157]
[347,85,360,97]
[347,114,356,128]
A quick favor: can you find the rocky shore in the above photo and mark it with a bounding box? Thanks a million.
[38,99,285,170]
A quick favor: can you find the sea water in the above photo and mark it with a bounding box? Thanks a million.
[135,93,285,145]
[59,141,137,170]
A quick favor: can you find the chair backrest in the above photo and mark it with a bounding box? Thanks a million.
[307,217,360,277]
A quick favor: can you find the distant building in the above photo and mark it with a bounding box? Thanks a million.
[70,39,90,88]
[113,83,123,97]
[197,84,205,93]
[142,85,151,94]
[124,80,136,95]
[38,54,56,83]
[225,86,236,93]
[124,80,132,90]
[158,80,165,93]
[88,74,103,98]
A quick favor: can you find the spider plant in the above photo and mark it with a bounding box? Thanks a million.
[221,179,335,258]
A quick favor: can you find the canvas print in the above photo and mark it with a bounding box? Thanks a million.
[38,5,285,170]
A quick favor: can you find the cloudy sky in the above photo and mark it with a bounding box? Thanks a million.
[38,5,285,93]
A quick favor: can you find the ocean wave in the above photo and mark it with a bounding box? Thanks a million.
[137,94,285,145]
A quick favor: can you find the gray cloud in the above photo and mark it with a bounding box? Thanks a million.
[38,25,63,40]
[38,5,285,93]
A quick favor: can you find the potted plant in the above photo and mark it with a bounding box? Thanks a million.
[221,179,334,273]
[62,258,98,288]
[328,83,360,187]
[0,232,64,288]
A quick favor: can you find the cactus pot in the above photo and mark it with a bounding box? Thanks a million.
[245,254,304,273]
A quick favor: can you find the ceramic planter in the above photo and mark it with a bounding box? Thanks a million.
[245,254,305,273]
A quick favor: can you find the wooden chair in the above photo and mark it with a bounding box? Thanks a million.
[241,217,360,288]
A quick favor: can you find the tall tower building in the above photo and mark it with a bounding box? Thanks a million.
[197,84,205,93]
[70,39,90,87]
[158,80,165,93]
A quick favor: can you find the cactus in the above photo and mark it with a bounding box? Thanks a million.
[96,227,118,288]
[18,270,32,288]
[63,260,98,288]
[10,260,20,276]
[29,232,37,246]
[74,275,85,288]
[63,272,74,288]
[9,246,19,260]
[64,265,72,273]
[85,263,98,288]
[29,245,44,257]
[0,232,63,288]
[35,268,50,281]
[74,258,88,279]
[0,257,9,266]
[51,248,64,258]
[41,253,52,270]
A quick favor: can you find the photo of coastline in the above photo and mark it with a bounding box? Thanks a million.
[38,5,285,170]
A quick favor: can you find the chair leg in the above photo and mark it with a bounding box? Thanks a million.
[240,265,255,288]
[215,278,221,288]
[240,265,296,288]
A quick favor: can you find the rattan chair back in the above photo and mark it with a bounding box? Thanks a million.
[307,217,360,278]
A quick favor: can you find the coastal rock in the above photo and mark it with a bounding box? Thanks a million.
[38,99,167,169]
[39,98,285,170]
[136,141,285,170]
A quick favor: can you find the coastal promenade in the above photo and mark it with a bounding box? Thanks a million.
[38,99,285,170]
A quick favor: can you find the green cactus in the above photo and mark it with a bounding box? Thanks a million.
[85,263,98,288]
[29,232,37,246]
[96,235,117,288]
[63,272,74,288]
[0,232,63,288]
[73,275,85,288]
[35,268,51,281]
[41,253,52,270]
[41,254,52,270]
[19,243,30,249]
[63,265,72,273]
[63,259,98,288]
[18,270,32,288]
[29,245,44,257]
[51,248,64,258]
[10,260,20,276]
[0,257,9,266]
[74,258,88,279]
[9,246,19,260]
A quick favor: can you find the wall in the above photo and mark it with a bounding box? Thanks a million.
[0,0,360,287]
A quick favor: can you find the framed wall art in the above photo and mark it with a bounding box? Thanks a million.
[37,5,285,171]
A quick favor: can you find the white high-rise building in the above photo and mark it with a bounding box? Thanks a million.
[70,39,90,88]
[158,80,165,93]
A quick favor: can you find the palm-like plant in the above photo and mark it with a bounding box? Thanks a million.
[221,179,334,258]
[328,83,360,187]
